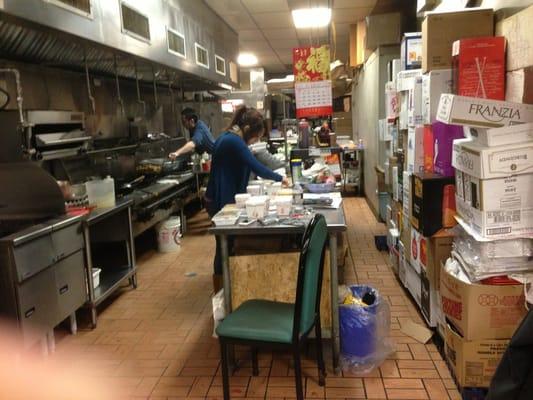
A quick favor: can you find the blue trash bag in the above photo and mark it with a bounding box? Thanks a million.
[339,285,393,375]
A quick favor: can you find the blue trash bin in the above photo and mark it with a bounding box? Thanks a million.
[339,285,380,358]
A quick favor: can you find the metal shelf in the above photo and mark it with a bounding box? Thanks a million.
[94,266,136,306]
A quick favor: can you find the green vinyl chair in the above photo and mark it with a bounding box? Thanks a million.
[216,213,329,400]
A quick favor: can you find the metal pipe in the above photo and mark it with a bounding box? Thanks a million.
[114,55,125,115]
[134,62,146,116]
[84,53,96,114]
[0,68,24,125]
[167,74,176,128]
[152,65,159,109]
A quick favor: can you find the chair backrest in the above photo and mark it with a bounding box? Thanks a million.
[292,213,328,339]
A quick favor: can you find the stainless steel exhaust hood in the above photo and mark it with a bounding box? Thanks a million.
[0,0,239,90]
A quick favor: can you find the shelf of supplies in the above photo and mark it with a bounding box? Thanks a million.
[93,266,136,306]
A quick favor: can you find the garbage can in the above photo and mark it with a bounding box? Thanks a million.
[339,285,380,358]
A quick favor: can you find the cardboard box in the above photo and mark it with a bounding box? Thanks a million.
[433,121,465,177]
[402,171,411,216]
[349,22,372,67]
[397,69,422,92]
[399,241,407,285]
[423,125,434,173]
[441,256,526,340]
[456,171,533,212]
[407,126,424,174]
[422,9,494,73]
[452,139,533,179]
[421,267,440,327]
[385,81,399,121]
[452,37,506,101]
[437,94,533,129]
[405,260,422,307]
[456,194,533,239]
[401,32,422,70]
[412,228,454,291]
[411,173,455,237]
[365,12,402,50]
[399,92,409,130]
[445,324,508,388]
[408,76,424,126]
[469,123,533,147]
[423,69,453,125]
[506,67,533,105]
[496,5,533,72]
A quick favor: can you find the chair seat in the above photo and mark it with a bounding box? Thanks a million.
[216,299,295,344]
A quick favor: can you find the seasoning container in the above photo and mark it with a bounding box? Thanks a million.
[291,159,303,184]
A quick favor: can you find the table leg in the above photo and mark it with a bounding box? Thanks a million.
[219,234,235,368]
[69,313,78,335]
[83,224,97,329]
[329,233,340,374]
[47,330,56,354]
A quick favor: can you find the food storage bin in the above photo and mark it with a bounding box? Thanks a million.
[235,193,251,208]
[245,196,269,219]
[247,185,262,196]
[275,197,292,216]
[86,176,115,208]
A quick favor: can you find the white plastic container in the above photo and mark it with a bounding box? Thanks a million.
[245,196,269,219]
[268,182,282,197]
[86,176,115,208]
[235,193,251,208]
[156,217,181,253]
[249,180,265,194]
[247,185,262,196]
[92,268,101,289]
[275,197,292,216]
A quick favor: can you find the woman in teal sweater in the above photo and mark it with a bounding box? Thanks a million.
[206,106,287,291]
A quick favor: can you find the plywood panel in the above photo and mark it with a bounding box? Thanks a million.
[230,251,332,331]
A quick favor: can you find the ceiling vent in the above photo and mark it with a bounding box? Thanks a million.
[47,0,91,17]
[167,27,186,58]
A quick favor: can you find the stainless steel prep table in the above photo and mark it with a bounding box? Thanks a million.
[83,199,137,328]
[209,206,347,373]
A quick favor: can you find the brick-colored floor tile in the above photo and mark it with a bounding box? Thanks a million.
[383,378,424,389]
[424,379,450,399]
[364,377,386,399]
[386,388,429,399]
[409,343,432,360]
[400,369,441,379]
[188,376,213,397]
[380,360,400,377]
[246,376,268,397]
[325,387,366,398]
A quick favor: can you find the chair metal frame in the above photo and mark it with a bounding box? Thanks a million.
[218,213,329,400]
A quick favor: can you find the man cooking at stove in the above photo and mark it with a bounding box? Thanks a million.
[169,108,215,159]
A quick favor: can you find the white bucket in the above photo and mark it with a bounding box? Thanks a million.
[245,196,269,220]
[156,217,182,253]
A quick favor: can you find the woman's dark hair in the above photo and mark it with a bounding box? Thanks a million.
[228,105,265,143]
[181,107,198,123]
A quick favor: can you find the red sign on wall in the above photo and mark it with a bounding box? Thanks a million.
[293,45,332,118]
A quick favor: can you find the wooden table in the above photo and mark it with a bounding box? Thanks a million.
[209,205,347,373]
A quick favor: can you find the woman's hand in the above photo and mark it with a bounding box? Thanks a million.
[281,177,290,187]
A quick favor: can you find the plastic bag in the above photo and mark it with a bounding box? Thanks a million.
[339,285,393,375]
[212,289,225,338]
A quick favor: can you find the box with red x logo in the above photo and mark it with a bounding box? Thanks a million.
[440,252,526,340]
[452,37,506,101]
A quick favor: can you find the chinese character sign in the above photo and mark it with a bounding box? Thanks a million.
[293,45,332,118]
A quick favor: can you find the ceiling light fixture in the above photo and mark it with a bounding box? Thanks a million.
[237,53,258,66]
[292,8,332,29]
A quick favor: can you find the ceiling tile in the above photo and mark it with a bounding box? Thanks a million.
[262,28,298,40]
[277,52,294,64]
[220,13,258,30]
[254,12,294,29]
[333,23,350,36]
[239,29,266,40]
[268,38,300,49]
[332,0,376,8]
[239,40,274,52]
[241,0,290,13]
[332,7,373,24]
[205,0,245,16]
[287,0,329,9]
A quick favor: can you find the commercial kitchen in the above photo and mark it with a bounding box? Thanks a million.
[0,1,532,399]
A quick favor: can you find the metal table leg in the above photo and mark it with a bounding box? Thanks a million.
[219,234,235,368]
[83,223,97,328]
[47,330,56,354]
[69,313,78,335]
[329,233,340,374]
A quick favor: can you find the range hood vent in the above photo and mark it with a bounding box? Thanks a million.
[48,0,91,16]
[120,2,150,43]
[167,28,186,58]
